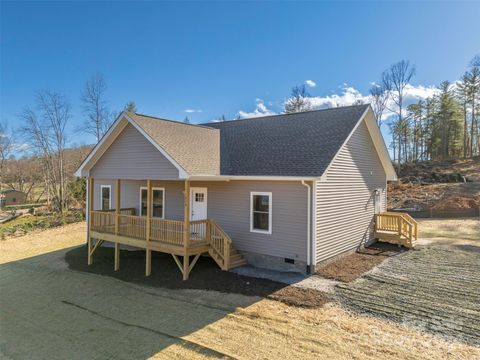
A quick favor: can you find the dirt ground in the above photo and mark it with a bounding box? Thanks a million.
[66,246,329,308]
[316,242,405,282]
[1,222,480,359]
[388,157,480,210]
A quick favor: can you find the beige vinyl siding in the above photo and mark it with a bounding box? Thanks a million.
[92,179,309,261]
[315,120,387,263]
[90,124,180,180]
[195,180,308,261]
[93,180,184,218]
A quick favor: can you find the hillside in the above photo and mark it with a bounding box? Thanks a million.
[388,157,480,211]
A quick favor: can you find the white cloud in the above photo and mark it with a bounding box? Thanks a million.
[235,83,439,123]
[184,109,202,113]
[237,98,277,119]
[289,84,439,121]
[305,80,316,88]
[306,86,369,109]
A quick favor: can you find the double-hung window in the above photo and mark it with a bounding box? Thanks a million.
[250,192,272,234]
[140,187,165,218]
[101,185,111,210]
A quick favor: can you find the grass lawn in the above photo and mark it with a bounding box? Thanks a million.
[0,211,84,239]
[418,218,480,240]
[1,221,479,359]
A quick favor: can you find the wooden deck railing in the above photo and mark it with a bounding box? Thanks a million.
[118,214,147,239]
[150,218,184,245]
[90,212,231,268]
[101,208,136,215]
[374,212,418,248]
[91,211,116,234]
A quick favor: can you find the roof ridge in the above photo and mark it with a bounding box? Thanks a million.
[132,112,218,130]
[200,104,370,125]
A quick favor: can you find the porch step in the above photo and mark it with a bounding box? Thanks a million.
[229,258,248,269]
[228,246,247,269]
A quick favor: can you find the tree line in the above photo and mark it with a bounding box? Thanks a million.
[0,74,136,212]
[284,56,480,171]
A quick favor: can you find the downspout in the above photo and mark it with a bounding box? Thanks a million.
[301,180,311,273]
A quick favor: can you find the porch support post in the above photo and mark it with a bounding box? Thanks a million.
[114,179,121,271]
[145,179,152,276]
[183,180,190,280]
[87,177,94,266]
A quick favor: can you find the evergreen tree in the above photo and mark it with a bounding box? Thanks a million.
[124,101,137,113]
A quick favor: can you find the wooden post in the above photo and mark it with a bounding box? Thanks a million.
[114,179,121,271]
[145,180,152,276]
[397,216,402,236]
[183,180,190,280]
[114,242,120,271]
[115,179,120,235]
[87,177,94,266]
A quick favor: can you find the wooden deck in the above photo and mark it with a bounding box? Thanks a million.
[89,210,233,274]
[374,212,418,248]
[86,178,240,280]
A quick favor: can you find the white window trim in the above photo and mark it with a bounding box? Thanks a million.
[139,186,165,219]
[250,191,272,234]
[100,185,112,211]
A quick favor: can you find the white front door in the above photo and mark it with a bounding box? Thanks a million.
[190,187,208,221]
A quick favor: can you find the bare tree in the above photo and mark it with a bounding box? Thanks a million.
[3,157,43,201]
[80,73,112,142]
[382,60,416,172]
[21,90,71,212]
[284,85,312,113]
[369,83,389,127]
[0,121,14,202]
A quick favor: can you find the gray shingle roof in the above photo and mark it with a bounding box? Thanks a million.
[202,104,369,176]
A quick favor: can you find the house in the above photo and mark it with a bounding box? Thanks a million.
[75,104,414,280]
[0,189,27,207]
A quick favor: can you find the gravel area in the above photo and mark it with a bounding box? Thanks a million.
[231,266,340,294]
[336,245,480,346]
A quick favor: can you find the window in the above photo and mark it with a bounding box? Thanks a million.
[140,187,165,218]
[250,192,272,234]
[101,185,111,210]
[195,193,204,203]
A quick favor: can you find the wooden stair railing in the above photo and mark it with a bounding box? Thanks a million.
[207,219,232,270]
[374,212,418,248]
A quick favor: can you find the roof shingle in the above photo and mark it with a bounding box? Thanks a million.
[202,104,369,176]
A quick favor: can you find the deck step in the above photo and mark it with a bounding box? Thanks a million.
[229,258,248,269]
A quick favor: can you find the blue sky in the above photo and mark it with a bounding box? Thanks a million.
[1,1,479,147]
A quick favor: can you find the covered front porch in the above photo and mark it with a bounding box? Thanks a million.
[87,178,233,280]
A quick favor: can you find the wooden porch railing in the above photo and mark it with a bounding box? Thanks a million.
[90,212,232,269]
[101,208,136,215]
[374,212,418,248]
[150,218,184,245]
[118,214,147,239]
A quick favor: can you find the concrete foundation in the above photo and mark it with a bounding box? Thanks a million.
[240,250,308,274]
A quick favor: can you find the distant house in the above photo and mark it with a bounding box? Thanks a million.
[0,190,27,207]
[75,104,408,280]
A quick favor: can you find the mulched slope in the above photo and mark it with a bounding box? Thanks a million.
[316,242,405,283]
[66,246,330,308]
[336,245,480,346]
